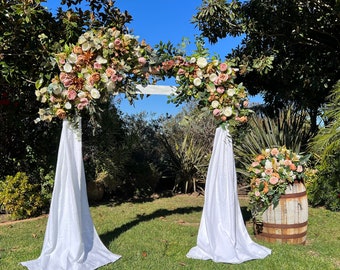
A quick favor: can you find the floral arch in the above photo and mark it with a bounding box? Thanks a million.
[34,27,251,131]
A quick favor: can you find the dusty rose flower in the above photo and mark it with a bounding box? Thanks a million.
[67,90,77,100]
[177,68,185,75]
[219,62,228,72]
[271,148,279,156]
[138,57,146,65]
[255,191,261,197]
[213,108,220,116]
[216,86,225,94]
[265,168,273,175]
[251,161,259,167]
[269,177,279,185]
[106,67,116,77]
[284,159,292,166]
[93,62,102,69]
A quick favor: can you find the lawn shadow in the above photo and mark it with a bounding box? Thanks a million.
[100,205,253,246]
[100,206,202,246]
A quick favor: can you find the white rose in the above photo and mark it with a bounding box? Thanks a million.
[35,90,41,97]
[197,57,208,68]
[64,102,72,110]
[68,53,77,64]
[108,42,114,49]
[41,96,47,103]
[211,100,220,108]
[81,41,91,51]
[90,88,101,99]
[265,160,273,169]
[222,106,233,117]
[63,62,73,73]
[209,73,218,82]
[189,57,196,64]
[78,91,87,98]
[193,77,202,86]
[96,55,107,64]
[227,88,236,97]
[78,35,87,44]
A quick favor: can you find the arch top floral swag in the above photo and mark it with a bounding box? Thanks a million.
[34,26,252,130]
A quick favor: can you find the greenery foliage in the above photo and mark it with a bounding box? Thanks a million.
[308,81,340,211]
[0,172,44,220]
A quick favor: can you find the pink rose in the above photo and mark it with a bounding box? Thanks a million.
[251,161,259,167]
[265,168,273,175]
[269,177,279,185]
[138,57,146,65]
[177,68,185,75]
[255,191,260,197]
[296,165,303,173]
[93,62,102,69]
[219,62,228,72]
[67,90,77,100]
[216,86,225,94]
[284,159,292,166]
[271,148,279,156]
[77,98,89,110]
[213,108,220,116]
[106,67,116,77]
[114,38,122,47]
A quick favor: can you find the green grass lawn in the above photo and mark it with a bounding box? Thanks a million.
[0,195,339,270]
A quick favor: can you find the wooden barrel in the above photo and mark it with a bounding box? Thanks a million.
[255,181,308,244]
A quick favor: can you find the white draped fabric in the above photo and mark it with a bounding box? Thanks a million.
[21,120,120,270]
[186,127,271,263]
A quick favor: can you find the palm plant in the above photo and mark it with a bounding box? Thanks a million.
[160,133,209,194]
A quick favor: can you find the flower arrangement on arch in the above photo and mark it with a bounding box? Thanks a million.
[161,54,252,131]
[247,146,311,219]
[34,26,251,131]
[34,27,159,125]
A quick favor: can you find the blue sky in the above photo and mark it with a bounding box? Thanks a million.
[44,0,246,117]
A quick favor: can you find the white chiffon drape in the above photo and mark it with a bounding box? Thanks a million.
[186,127,271,263]
[21,120,120,270]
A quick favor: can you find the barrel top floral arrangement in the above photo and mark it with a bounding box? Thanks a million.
[248,146,311,220]
[34,26,252,131]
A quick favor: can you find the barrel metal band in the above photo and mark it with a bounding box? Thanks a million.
[280,191,306,198]
[259,231,307,239]
[262,221,308,229]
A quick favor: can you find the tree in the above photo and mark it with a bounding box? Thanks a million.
[0,0,132,182]
[193,0,340,134]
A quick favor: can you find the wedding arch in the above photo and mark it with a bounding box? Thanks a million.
[21,27,270,269]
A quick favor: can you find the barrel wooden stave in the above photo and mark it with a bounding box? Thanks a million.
[256,182,308,244]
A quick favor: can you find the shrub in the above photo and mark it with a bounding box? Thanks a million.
[0,172,44,220]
